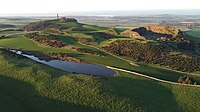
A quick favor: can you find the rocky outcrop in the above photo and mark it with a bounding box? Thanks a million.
[120,25,184,40]
[132,25,183,40]
[124,25,194,50]
[120,30,145,39]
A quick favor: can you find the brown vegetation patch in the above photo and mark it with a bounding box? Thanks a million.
[178,76,198,85]
[104,29,118,36]
[120,30,145,39]
[25,32,67,48]
[47,52,82,63]
[6,49,83,63]
[23,18,78,31]
[59,17,78,23]
[102,40,200,72]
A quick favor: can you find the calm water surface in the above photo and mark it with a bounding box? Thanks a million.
[10,50,116,76]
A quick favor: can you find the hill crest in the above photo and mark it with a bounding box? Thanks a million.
[132,25,183,40]
[24,18,78,31]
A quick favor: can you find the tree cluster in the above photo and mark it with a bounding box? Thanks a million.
[25,33,67,48]
[24,20,52,31]
[47,52,81,63]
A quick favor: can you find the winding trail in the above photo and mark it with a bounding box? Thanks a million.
[106,66,200,88]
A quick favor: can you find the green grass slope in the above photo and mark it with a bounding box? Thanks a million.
[1,18,200,112]
[1,35,200,83]
[0,50,200,112]
[24,19,107,32]
[185,31,200,42]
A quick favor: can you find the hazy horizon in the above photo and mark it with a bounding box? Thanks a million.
[1,9,200,17]
[0,0,200,16]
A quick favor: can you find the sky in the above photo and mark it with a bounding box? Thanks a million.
[0,0,200,15]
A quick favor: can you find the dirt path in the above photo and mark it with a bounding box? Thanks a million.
[106,66,200,88]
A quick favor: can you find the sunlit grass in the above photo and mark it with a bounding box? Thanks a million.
[0,51,200,112]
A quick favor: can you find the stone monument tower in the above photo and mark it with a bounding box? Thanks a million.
[57,14,59,19]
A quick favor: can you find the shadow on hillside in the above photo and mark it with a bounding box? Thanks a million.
[0,75,103,112]
[132,27,173,40]
[0,35,19,40]
[57,35,77,45]
[138,64,182,82]
[0,54,62,79]
[108,76,182,112]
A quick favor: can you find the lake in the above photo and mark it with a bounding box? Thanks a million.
[10,50,116,76]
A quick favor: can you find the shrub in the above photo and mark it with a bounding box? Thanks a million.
[177,76,198,85]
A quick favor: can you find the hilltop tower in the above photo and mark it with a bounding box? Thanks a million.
[57,14,59,19]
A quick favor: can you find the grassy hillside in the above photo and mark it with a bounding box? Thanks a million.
[0,50,200,112]
[185,31,200,42]
[24,18,106,32]
[1,35,200,83]
[1,18,200,112]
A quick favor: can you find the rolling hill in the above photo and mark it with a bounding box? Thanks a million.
[24,17,106,32]
[1,18,200,112]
